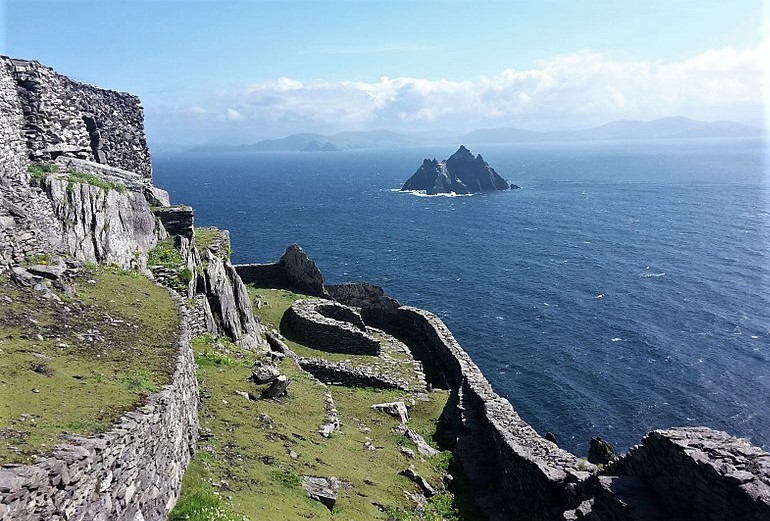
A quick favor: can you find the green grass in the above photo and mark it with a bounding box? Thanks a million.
[27,163,59,182]
[194,227,231,259]
[23,252,51,267]
[0,266,178,464]
[172,285,479,520]
[66,170,126,194]
[148,237,184,269]
[248,286,422,388]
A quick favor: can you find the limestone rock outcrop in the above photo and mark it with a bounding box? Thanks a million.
[401,145,513,195]
[235,243,328,297]
[38,167,163,269]
[198,247,263,350]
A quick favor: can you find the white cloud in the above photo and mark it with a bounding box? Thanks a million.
[160,43,766,140]
[225,108,244,121]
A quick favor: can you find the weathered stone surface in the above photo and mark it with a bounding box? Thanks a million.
[199,248,263,351]
[588,437,618,465]
[297,357,409,390]
[39,173,161,269]
[279,244,327,296]
[403,427,440,458]
[152,206,193,239]
[251,361,280,384]
[371,401,409,424]
[262,375,290,399]
[1,57,151,179]
[302,476,336,510]
[375,305,585,520]
[145,186,170,207]
[265,331,291,354]
[605,427,770,521]
[318,392,340,438]
[401,145,511,194]
[400,468,436,497]
[282,299,380,355]
[326,283,401,326]
[235,243,328,297]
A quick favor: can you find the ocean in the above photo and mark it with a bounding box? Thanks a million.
[152,137,770,456]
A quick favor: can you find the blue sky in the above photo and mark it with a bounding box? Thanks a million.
[2,1,767,144]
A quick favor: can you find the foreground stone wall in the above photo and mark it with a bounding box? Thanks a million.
[604,427,770,521]
[0,293,198,521]
[1,56,151,179]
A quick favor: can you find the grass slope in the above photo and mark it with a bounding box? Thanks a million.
[172,286,478,520]
[0,266,178,464]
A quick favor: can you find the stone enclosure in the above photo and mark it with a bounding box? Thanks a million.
[281,299,381,356]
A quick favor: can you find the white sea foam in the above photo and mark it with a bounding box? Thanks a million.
[397,189,475,198]
[640,271,666,278]
[611,337,622,342]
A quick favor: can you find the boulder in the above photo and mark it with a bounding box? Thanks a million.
[251,362,280,384]
[303,476,336,511]
[371,401,409,424]
[152,206,193,239]
[588,436,618,465]
[400,468,436,497]
[278,244,327,297]
[262,375,290,399]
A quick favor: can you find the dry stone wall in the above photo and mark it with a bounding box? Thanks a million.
[386,306,588,520]
[1,56,151,179]
[0,293,198,521]
[281,299,380,355]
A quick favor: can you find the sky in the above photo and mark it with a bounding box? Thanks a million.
[1,0,768,145]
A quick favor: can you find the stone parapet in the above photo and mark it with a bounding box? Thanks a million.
[388,306,587,520]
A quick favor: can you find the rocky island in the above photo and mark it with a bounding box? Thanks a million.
[1,57,769,521]
[401,145,518,195]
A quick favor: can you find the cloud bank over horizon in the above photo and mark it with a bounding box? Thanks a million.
[145,43,766,145]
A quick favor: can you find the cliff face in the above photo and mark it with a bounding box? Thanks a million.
[401,145,513,194]
[0,56,267,519]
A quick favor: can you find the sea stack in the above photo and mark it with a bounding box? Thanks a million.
[401,145,517,195]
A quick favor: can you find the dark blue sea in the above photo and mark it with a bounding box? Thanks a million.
[153,138,770,456]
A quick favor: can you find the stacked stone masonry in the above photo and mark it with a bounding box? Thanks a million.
[1,56,152,179]
[281,299,380,355]
[0,58,65,270]
[385,306,588,520]
[0,293,198,521]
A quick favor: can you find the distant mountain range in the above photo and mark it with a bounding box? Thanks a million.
[186,117,765,153]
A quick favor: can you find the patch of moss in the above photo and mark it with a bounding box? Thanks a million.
[27,163,59,182]
[66,170,126,194]
[23,252,51,267]
[0,265,178,464]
